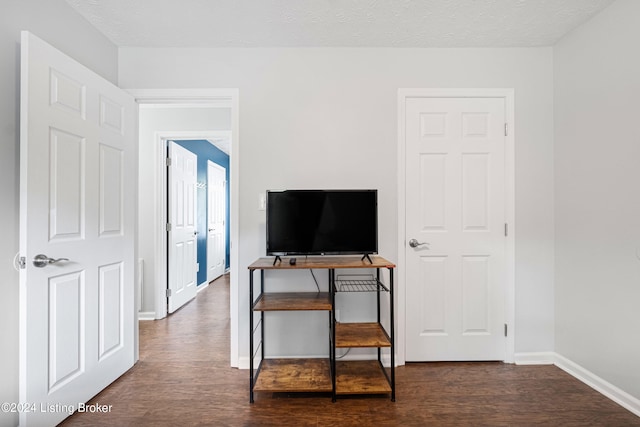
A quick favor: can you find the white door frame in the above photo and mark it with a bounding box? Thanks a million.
[397,88,515,365]
[129,88,240,368]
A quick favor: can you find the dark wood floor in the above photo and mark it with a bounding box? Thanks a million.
[61,274,639,426]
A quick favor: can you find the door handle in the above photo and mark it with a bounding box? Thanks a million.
[33,254,70,268]
[408,239,429,249]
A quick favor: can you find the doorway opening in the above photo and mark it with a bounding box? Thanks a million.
[131,89,240,367]
[165,137,230,313]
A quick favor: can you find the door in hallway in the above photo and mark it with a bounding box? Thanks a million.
[167,141,198,313]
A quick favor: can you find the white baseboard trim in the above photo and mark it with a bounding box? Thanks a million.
[238,355,328,370]
[238,353,398,370]
[554,353,640,418]
[197,281,209,292]
[514,352,556,365]
[515,352,639,417]
[138,311,156,321]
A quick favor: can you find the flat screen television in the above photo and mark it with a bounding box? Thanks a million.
[266,189,378,257]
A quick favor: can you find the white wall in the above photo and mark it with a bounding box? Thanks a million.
[0,1,118,425]
[120,47,556,362]
[138,106,232,315]
[554,0,640,401]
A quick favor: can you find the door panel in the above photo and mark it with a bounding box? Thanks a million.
[168,141,198,313]
[405,96,506,361]
[207,161,226,282]
[19,31,136,426]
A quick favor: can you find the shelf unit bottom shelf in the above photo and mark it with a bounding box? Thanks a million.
[335,360,392,395]
[253,358,333,393]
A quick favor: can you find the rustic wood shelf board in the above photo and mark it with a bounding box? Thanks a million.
[248,255,395,270]
[253,359,333,393]
[253,292,332,311]
[336,360,392,395]
[335,322,391,348]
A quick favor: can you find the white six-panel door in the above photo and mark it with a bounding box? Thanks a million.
[167,141,198,313]
[405,96,507,361]
[19,32,136,426]
[207,161,226,283]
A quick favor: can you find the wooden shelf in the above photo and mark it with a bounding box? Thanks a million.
[248,255,395,271]
[335,323,391,348]
[253,292,331,311]
[336,360,392,395]
[253,359,332,393]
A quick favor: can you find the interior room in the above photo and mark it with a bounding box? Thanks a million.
[1,0,639,425]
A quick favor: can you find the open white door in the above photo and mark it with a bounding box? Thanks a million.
[207,161,226,282]
[167,141,198,313]
[19,32,136,426]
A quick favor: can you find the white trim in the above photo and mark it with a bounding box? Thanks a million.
[138,312,156,321]
[198,281,209,291]
[516,353,640,417]
[128,88,240,368]
[397,88,516,366]
[150,130,231,155]
[554,353,640,417]
[139,101,231,109]
[514,352,556,365]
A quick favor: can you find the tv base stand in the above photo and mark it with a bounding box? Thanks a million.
[361,253,373,263]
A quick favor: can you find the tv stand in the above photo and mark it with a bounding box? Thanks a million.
[361,253,373,264]
[272,255,282,266]
[248,255,396,403]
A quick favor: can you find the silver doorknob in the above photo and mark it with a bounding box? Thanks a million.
[408,239,429,249]
[33,254,70,268]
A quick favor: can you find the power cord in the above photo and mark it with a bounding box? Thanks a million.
[309,269,321,292]
[336,348,352,359]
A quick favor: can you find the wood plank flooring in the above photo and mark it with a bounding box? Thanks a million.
[60,274,640,426]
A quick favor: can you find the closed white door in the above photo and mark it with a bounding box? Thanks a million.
[19,32,136,426]
[167,141,198,313]
[207,161,226,282]
[405,96,507,361]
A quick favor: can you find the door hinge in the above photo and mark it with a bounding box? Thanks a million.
[166,288,172,297]
[166,157,172,167]
[166,223,172,232]
[505,123,508,136]
[504,323,508,337]
[504,223,508,237]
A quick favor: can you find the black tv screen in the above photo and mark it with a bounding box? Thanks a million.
[266,190,378,256]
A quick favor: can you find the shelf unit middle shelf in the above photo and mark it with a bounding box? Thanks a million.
[253,292,332,311]
[335,322,391,348]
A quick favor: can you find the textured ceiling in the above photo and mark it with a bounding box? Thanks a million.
[65,0,615,48]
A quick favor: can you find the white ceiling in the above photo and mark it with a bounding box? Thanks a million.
[65,0,615,48]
